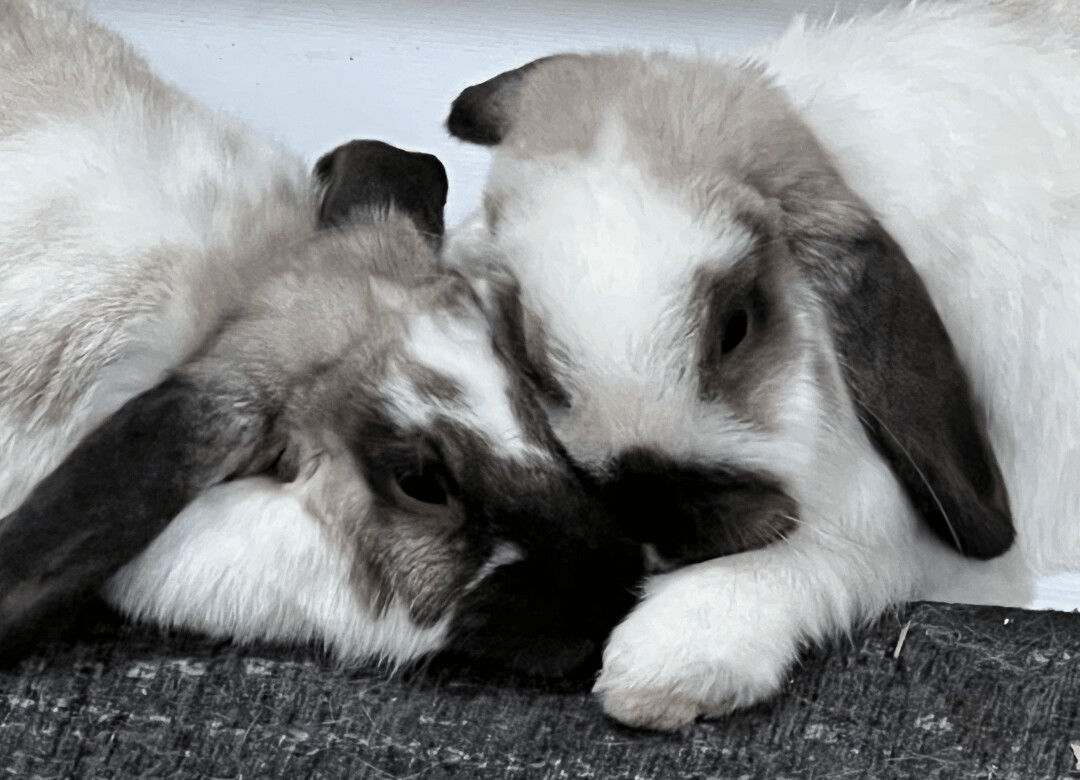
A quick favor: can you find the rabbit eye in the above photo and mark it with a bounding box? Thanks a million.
[720,309,749,355]
[395,470,448,505]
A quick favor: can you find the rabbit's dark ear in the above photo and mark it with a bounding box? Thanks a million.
[446,57,558,145]
[313,140,448,242]
[812,219,1013,559]
[0,374,285,660]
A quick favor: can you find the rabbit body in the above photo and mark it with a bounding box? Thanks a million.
[443,0,1080,728]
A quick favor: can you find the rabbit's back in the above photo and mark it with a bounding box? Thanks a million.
[0,0,312,514]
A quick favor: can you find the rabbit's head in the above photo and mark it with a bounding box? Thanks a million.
[444,53,1014,570]
[0,141,641,675]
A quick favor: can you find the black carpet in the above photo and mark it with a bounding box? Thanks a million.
[1,602,1078,779]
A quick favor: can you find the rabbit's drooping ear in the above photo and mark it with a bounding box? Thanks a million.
[446,58,556,145]
[313,140,448,241]
[0,375,285,659]
[811,219,1014,559]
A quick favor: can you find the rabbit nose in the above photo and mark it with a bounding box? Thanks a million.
[603,446,798,566]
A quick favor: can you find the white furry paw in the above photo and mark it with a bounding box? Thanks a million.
[593,644,787,731]
[592,573,798,730]
[596,685,718,731]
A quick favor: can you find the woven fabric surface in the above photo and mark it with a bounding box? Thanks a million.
[1,602,1078,779]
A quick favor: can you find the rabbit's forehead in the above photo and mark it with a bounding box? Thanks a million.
[490,120,756,378]
[383,308,553,463]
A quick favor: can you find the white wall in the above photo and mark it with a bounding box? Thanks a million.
[79,0,1080,611]
[82,0,896,225]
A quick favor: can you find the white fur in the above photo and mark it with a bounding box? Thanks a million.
[489,122,751,386]
[391,309,552,462]
[105,477,447,665]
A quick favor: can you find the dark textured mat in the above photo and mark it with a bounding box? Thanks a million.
[1,602,1078,779]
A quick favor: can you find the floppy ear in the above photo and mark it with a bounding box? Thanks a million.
[446,57,556,145]
[0,374,285,659]
[313,139,448,242]
[811,219,1013,559]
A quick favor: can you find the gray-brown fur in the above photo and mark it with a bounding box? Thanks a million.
[486,276,573,411]
[0,0,314,435]
[0,0,180,136]
[0,203,449,654]
[402,362,466,406]
[173,219,527,628]
[694,245,801,426]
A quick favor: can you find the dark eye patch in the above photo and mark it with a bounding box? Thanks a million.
[346,404,455,507]
[699,258,763,374]
[695,245,795,417]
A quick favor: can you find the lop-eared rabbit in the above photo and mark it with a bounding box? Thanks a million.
[444,0,1080,728]
[0,0,640,674]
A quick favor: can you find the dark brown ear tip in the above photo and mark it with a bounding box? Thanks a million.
[446,85,506,145]
[314,139,428,177]
[417,151,449,200]
[312,149,336,183]
[313,140,450,236]
[915,477,1015,557]
[446,57,556,145]
[954,508,1016,560]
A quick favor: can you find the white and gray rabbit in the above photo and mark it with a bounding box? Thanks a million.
[443,0,1080,727]
[0,0,640,674]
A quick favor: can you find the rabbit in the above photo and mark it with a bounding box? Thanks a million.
[0,0,641,675]
[441,0,1080,728]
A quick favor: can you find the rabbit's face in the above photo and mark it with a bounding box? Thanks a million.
[257,238,641,672]
[448,122,815,567]
[446,53,1014,567]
